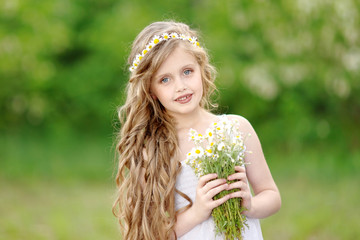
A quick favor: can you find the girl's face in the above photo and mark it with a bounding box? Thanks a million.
[150,46,203,117]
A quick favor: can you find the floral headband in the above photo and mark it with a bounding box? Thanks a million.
[129,32,200,72]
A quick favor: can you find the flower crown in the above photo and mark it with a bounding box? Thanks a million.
[129,32,200,72]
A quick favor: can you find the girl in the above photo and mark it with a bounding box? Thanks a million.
[113,21,281,240]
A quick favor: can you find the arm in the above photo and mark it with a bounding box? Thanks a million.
[174,174,230,237]
[226,115,281,219]
[141,149,230,237]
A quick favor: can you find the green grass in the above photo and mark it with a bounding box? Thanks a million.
[261,147,360,239]
[0,180,120,240]
[261,176,360,239]
[1,132,359,239]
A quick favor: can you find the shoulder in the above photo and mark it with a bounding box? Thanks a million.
[223,114,254,133]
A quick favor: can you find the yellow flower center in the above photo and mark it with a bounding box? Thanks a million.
[154,39,159,44]
[195,149,201,154]
[206,149,212,153]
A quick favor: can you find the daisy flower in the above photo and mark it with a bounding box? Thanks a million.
[217,142,226,151]
[162,33,169,40]
[205,128,214,139]
[170,32,179,39]
[192,146,204,158]
[205,147,213,157]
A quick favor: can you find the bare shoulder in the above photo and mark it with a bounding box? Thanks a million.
[225,114,254,133]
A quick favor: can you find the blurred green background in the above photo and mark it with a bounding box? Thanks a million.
[1,0,359,239]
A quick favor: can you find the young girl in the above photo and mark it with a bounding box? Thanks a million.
[113,21,281,240]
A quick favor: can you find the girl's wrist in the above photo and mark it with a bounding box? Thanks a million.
[189,205,209,226]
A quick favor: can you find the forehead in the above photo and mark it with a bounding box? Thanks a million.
[154,46,198,76]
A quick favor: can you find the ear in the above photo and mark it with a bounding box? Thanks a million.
[151,93,157,100]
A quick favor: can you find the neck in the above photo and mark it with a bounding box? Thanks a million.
[170,107,209,131]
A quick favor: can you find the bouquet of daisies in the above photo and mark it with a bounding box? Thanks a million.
[185,116,249,240]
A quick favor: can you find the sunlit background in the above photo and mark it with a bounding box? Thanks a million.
[1,0,359,239]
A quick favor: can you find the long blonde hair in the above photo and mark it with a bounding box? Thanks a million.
[113,21,217,240]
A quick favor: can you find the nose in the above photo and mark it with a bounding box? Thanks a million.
[175,77,188,93]
[176,86,188,92]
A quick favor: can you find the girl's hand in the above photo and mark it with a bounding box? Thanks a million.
[191,173,230,223]
[226,166,252,214]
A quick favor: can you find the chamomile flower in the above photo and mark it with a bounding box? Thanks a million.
[205,147,213,157]
[189,128,198,141]
[185,151,194,163]
[192,146,204,158]
[194,133,204,143]
[170,32,178,38]
[146,42,154,51]
[217,142,226,151]
[151,35,161,45]
[162,33,169,40]
[129,32,201,72]
[205,128,214,139]
[215,125,222,132]
[188,36,197,45]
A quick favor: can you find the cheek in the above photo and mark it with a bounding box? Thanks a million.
[194,75,204,94]
[152,90,170,106]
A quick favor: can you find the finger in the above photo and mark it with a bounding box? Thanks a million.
[206,182,229,198]
[227,180,249,191]
[198,173,218,188]
[226,190,250,200]
[202,178,227,193]
[234,166,246,173]
[227,172,246,181]
[211,194,230,208]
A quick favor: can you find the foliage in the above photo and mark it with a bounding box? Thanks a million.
[0,0,359,151]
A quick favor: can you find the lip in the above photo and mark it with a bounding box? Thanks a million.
[175,93,193,104]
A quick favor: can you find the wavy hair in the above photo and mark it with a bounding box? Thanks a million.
[113,21,217,240]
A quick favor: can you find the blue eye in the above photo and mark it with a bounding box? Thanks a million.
[184,69,192,75]
[161,77,170,83]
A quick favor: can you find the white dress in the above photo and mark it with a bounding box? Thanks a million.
[175,160,263,240]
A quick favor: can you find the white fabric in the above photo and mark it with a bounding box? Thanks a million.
[175,160,263,240]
